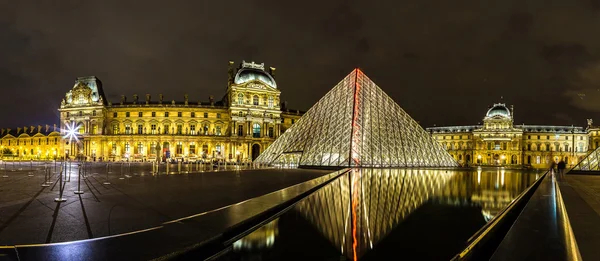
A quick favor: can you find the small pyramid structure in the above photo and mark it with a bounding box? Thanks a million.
[571,147,600,171]
[255,69,457,167]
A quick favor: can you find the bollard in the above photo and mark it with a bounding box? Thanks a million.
[74,164,84,194]
[119,163,125,180]
[178,161,181,173]
[42,167,50,187]
[166,162,170,174]
[54,167,67,202]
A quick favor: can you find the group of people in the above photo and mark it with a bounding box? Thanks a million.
[551,160,567,179]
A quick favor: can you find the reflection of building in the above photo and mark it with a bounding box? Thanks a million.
[427,103,594,168]
[233,218,279,251]
[294,168,453,259]
[0,61,305,162]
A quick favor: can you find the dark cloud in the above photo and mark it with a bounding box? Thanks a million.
[0,0,599,128]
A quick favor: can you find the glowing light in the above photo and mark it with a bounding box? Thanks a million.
[63,122,81,143]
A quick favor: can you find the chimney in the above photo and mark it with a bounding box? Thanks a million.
[159,94,163,104]
[24,126,28,133]
[209,95,214,106]
[53,124,57,132]
[45,125,49,132]
[30,126,35,133]
[133,94,139,104]
[17,127,21,134]
[171,100,175,105]
[228,61,235,85]
[146,94,151,105]
[37,125,42,133]
[184,94,189,106]
[6,128,11,134]
[120,95,126,105]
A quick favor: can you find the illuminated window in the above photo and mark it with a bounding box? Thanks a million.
[204,112,208,118]
[216,145,221,154]
[137,124,143,134]
[93,111,97,116]
[253,123,261,138]
[164,124,169,134]
[125,142,130,153]
[239,111,243,117]
[253,96,259,105]
[268,96,274,108]
[152,112,156,117]
[165,112,169,117]
[138,112,143,117]
[113,124,119,134]
[190,125,196,135]
[189,143,196,154]
[78,123,85,134]
[203,125,209,135]
[111,143,117,155]
[151,124,156,134]
[176,142,183,154]
[216,126,222,136]
[177,125,182,135]
[92,125,98,134]
[178,112,182,117]
[113,112,117,117]
[125,124,131,134]
[217,113,221,119]
[137,142,143,154]
[238,93,244,104]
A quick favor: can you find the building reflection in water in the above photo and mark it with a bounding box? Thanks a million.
[292,168,537,260]
[232,219,279,252]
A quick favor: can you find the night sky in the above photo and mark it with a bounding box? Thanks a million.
[2,1,600,128]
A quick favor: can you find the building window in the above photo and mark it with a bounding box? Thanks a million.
[253,95,259,106]
[137,112,141,117]
[178,112,182,117]
[191,112,195,118]
[239,112,243,117]
[136,142,143,154]
[238,93,244,104]
[202,144,209,155]
[217,113,221,119]
[527,144,531,151]
[125,142,130,153]
[238,125,243,136]
[269,127,274,138]
[537,135,540,139]
[268,97,274,108]
[253,123,261,138]
[203,125,209,135]
[190,143,196,154]
[151,124,157,134]
[93,111,97,116]
[152,112,156,117]
[66,112,70,117]
[137,124,143,134]
[580,136,583,140]
[536,156,541,164]
[113,125,119,134]
[176,142,183,154]
[204,112,208,118]
[190,125,196,135]
[79,111,83,116]
[113,112,117,117]
[216,145,222,155]
[92,125,98,135]
[165,112,169,117]
[125,124,132,134]
[528,135,530,139]
[126,112,130,117]
[216,126,222,136]
[177,125,183,135]
[164,124,170,134]
[292,119,295,124]
[546,135,549,139]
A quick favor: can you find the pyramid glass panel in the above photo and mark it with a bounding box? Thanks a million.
[255,69,457,168]
[572,146,600,171]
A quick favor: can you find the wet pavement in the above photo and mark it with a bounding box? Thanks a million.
[559,174,600,260]
[215,168,542,261]
[0,162,330,245]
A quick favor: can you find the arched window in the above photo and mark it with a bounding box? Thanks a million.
[253,95,259,106]
[239,111,243,117]
[253,123,261,138]
[238,93,244,104]
[268,96,274,108]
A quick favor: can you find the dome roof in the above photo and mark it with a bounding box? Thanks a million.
[234,68,277,88]
[486,104,511,118]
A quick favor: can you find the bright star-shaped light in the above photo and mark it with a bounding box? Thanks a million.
[63,122,80,143]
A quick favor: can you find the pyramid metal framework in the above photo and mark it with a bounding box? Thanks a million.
[255,69,457,167]
[571,147,600,171]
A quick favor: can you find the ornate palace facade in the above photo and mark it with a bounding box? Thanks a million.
[427,103,600,168]
[0,61,303,162]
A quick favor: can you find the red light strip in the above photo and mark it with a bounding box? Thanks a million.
[351,169,360,261]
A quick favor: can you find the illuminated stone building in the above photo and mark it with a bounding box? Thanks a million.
[426,103,596,168]
[0,125,62,160]
[0,61,304,162]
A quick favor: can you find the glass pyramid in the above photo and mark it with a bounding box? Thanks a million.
[256,69,457,167]
[571,147,600,171]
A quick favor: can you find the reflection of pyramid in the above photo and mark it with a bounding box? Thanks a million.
[295,169,453,259]
[571,147,600,171]
[255,69,457,167]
